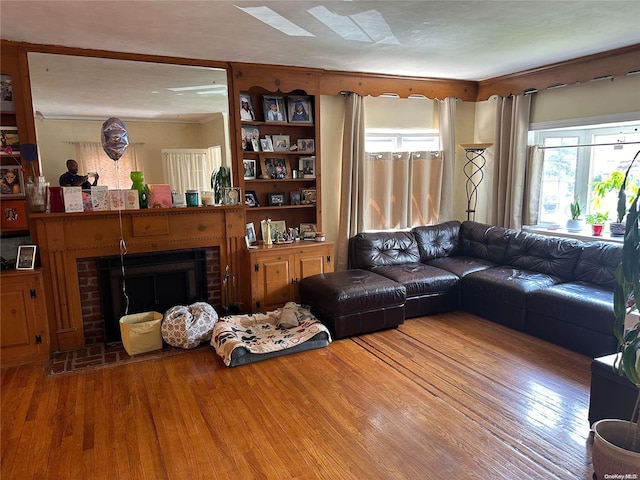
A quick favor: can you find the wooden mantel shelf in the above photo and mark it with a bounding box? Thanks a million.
[30,206,247,351]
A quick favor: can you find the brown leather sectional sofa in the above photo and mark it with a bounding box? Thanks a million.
[304,220,621,358]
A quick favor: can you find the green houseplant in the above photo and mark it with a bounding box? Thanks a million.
[586,212,609,236]
[591,151,640,476]
[566,196,583,232]
[211,166,231,205]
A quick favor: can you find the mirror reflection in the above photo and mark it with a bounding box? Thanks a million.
[28,53,231,197]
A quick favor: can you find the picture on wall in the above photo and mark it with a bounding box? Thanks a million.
[287,95,313,124]
[0,165,24,196]
[0,75,14,111]
[263,95,287,123]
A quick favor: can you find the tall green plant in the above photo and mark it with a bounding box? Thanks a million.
[617,150,640,224]
[211,166,231,204]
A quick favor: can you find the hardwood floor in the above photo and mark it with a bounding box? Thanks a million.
[1,312,595,479]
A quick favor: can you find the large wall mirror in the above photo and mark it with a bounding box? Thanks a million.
[28,52,231,195]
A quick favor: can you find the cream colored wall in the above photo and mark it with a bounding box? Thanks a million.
[37,119,208,185]
[319,95,346,245]
[364,96,435,129]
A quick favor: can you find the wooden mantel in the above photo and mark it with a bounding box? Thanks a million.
[30,206,246,352]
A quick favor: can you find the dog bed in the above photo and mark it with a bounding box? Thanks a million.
[211,303,331,367]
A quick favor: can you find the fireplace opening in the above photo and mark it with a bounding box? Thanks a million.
[98,250,208,344]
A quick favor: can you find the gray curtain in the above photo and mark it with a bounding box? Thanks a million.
[336,93,365,271]
[490,93,536,229]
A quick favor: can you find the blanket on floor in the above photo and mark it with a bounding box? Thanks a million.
[211,305,331,367]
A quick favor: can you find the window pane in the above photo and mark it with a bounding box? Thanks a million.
[539,137,578,225]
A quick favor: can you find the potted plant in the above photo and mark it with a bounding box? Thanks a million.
[566,196,583,232]
[211,166,231,205]
[586,212,609,236]
[591,151,640,476]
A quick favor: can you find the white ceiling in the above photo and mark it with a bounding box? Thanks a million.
[2,1,639,121]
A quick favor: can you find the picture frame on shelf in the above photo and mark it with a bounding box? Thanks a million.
[246,222,257,244]
[263,157,287,179]
[299,223,317,240]
[243,159,256,180]
[263,95,287,123]
[260,138,274,152]
[0,127,20,153]
[241,125,260,151]
[301,188,317,204]
[287,95,313,124]
[223,187,242,205]
[245,190,260,207]
[297,139,315,153]
[1,199,27,230]
[290,191,301,205]
[299,156,316,178]
[16,245,37,270]
[0,165,25,197]
[0,75,14,112]
[272,134,290,152]
[251,138,261,152]
[239,93,256,121]
[268,192,286,206]
[270,220,287,241]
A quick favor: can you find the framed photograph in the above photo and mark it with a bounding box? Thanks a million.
[246,222,257,244]
[243,159,256,180]
[268,192,286,206]
[263,157,287,179]
[245,190,260,207]
[290,191,301,205]
[260,138,274,152]
[16,245,36,270]
[0,127,19,153]
[287,95,313,124]
[270,220,287,241]
[1,75,14,112]
[0,165,24,196]
[272,134,290,152]
[301,188,317,204]
[299,156,316,178]
[297,139,315,153]
[239,93,256,121]
[263,95,287,123]
[299,223,317,239]
[223,187,242,205]
[251,138,261,152]
[1,199,27,230]
[241,125,260,151]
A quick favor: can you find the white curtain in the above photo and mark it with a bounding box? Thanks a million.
[161,148,219,195]
[74,142,141,189]
[490,93,535,229]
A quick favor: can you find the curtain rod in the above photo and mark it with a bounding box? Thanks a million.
[535,141,640,149]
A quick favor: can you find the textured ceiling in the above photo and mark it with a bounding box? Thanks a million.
[2,0,639,121]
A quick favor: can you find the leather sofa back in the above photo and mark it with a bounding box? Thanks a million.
[504,230,582,280]
[412,221,461,262]
[573,242,623,288]
[458,221,513,264]
[349,231,420,269]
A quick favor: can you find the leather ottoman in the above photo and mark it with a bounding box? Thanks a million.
[588,354,638,425]
[299,269,406,339]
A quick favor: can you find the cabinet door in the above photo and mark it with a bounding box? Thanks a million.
[293,245,334,300]
[1,273,49,366]
[252,254,294,311]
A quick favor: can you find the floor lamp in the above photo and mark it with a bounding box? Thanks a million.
[460,143,492,221]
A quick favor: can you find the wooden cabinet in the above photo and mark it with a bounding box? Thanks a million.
[1,269,50,366]
[248,242,333,312]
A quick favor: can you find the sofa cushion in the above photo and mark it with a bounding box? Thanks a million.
[459,221,514,264]
[411,221,461,262]
[504,231,582,281]
[349,231,420,269]
[427,256,496,278]
[573,242,622,288]
[371,263,459,298]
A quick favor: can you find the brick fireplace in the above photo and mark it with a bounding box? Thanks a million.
[77,247,221,345]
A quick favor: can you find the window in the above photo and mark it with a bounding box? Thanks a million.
[74,142,141,189]
[365,132,440,152]
[530,121,640,226]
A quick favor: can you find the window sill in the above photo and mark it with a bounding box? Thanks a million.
[523,225,623,244]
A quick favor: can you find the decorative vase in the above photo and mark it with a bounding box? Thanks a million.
[610,221,626,237]
[130,171,148,208]
[566,219,584,233]
[592,419,640,478]
[25,176,50,213]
